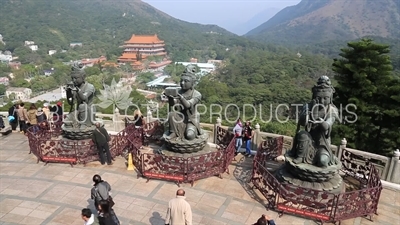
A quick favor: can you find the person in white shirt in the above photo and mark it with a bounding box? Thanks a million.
[165,189,192,225]
[81,208,99,225]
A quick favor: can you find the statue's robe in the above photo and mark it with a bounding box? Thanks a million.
[168,88,202,139]
[291,102,339,166]
[65,82,95,127]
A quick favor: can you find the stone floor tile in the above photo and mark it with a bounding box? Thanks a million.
[130,198,157,209]
[221,210,249,223]
[18,201,41,210]
[0,205,15,214]
[197,192,227,208]
[224,199,254,216]
[199,217,227,225]
[0,213,24,224]
[35,203,60,213]
[152,191,174,202]
[141,211,165,225]
[8,206,33,217]
[152,203,168,216]
[0,199,23,207]
[28,209,53,219]
[113,194,136,204]
[193,203,219,215]
[0,188,22,196]
[19,215,45,224]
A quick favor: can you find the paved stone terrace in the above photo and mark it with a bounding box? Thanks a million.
[0,133,399,225]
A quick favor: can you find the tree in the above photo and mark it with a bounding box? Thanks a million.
[0,84,6,95]
[332,38,400,155]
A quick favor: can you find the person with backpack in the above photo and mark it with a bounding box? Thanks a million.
[8,103,19,132]
[90,175,119,225]
[92,122,113,165]
[253,214,276,225]
[91,175,112,210]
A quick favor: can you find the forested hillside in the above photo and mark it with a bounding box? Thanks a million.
[0,0,261,62]
[246,0,400,45]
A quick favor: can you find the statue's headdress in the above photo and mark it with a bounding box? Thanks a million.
[181,64,197,81]
[312,76,335,99]
[71,62,85,77]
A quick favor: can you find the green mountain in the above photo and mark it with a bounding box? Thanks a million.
[246,0,400,45]
[0,0,262,62]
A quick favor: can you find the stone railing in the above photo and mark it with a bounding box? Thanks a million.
[1,110,399,184]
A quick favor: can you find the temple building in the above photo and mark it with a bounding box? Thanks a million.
[118,34,167,63]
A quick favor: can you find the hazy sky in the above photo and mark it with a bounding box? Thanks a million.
[142,0,301,30]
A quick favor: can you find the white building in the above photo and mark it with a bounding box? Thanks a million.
[175,62,216,75]
[29,45,38,51]
[48,50,57,56]
[70,42,83,47]
[0,52,12,62]
[24,41,35,46]
[5,87,32,101]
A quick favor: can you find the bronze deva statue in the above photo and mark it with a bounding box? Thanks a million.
[290,76,339,168]
[63,63,96,130]
[165,65,203,141]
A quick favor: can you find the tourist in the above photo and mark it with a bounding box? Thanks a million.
[133,109,145,128]
[0,116,5,130]
[97,200,119,225]
[233,118,243,156]
[17,102,29,134]
[8,103,19,132]
[27,103,38,133]
[243,121,254,157]
[81,208,99,225]
[253,214,276,225]
[92,122,112,165]
[51,101,63,123]
[165,189,192,225]
[91,175,113,211]
[36,107,47,124]
[43,103,51,120]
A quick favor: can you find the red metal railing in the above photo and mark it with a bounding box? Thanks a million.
[128,125,236,186]
[250,137,383,224]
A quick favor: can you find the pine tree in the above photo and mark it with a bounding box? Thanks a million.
[332,38,400,155]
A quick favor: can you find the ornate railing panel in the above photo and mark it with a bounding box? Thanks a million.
[251,161,280,209]
[340,149,372,186]
[143,120,164,145]
[186,150,225,184]
[258,136,284,161]
[341,148,390,180]
[27,131,40,163]
[142,153,186,183]
[216,126,233,147]
[223,137,236,174]
[40,138,78,165]
[276,184,336,222]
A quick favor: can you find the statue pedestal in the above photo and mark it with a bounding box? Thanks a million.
[276,155,344,194]
[160,142,217,158]
[61,124,96,140]
[163,132,209,154]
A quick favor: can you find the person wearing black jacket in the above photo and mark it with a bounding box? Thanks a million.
[50,102,63,123]
[8,104,18,131]
[92,122,112,165]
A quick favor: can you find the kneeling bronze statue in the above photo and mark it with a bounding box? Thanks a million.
[62,63,96,140]
[162,65,208,153]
